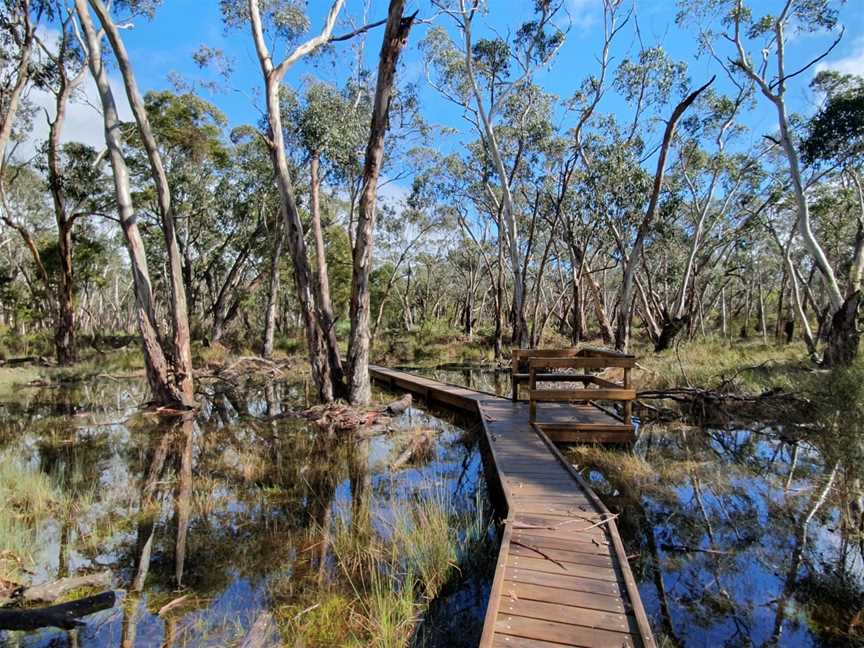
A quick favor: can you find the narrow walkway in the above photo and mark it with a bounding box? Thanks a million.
[369,366,655,648]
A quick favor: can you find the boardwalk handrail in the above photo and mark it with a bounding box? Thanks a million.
[528,353,635,428]
[511,347,582,400]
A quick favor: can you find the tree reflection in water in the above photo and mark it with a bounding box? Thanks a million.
[570,425,864,647]
[0,378,492,647]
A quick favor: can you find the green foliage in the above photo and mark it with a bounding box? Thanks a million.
[803,72,864,166]
[294,81,369,177]
[219,0,310,39]
[614,46,689,109]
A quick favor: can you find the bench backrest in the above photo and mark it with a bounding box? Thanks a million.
[525,350,636,425]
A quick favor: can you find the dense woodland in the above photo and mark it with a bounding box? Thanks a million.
[0,0,862,407]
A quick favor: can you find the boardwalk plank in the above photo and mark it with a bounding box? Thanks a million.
[508,556,618,581]
[499,598,635,634]
[495,615,639,647]
[500,580,626,614]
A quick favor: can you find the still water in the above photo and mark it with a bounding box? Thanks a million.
[0,377,494,647]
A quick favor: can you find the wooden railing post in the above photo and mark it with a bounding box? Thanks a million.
[511,349,519,401]
[529,362,537,423]
[623,366,632,427]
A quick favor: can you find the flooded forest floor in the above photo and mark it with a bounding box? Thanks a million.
[1,334,864,647]
[0,352,498,648]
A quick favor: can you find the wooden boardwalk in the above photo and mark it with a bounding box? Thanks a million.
[369,365,655,648]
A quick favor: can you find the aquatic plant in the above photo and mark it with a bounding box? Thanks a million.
[0,456,58,581]
[278,483,491,647]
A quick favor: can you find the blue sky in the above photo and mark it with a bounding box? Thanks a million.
[30,0,864,201]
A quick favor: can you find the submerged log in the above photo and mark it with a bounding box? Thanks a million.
[0,591,115,631]
[390,428,434,470]
[385,393,412,415]
[20,571,113,604]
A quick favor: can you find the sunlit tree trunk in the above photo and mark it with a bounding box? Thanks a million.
[309,151,344,387]
[89,0,194,403]
[248,0,345,402]
[346,0,415,405]
[262,220,284,359]
[75,0,189,406]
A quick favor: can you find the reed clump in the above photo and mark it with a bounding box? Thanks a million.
[277,486,491,647]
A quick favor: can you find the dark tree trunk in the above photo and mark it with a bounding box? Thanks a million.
[654,315,689,352]
[346,0,416,405]
[823,291,861,367]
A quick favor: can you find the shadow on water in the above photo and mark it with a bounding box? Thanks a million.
[408,366,864,647]
[0,377,495,647]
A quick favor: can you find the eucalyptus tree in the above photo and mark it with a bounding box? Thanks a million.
[74,0,195,407]
[225,124,282,354]
[802,71,864,363]
[0,0,49,306]
[293,81,368,381]
[127,91,230,320]
[599,37,714,350]
[556,0,631,346]
[644,89,755,350]
[684,0,858,364]
[346,0,417,405]
[424,0,568,348]
[0,0,45,170]
[36,7,90,363]
[228,0,348,400]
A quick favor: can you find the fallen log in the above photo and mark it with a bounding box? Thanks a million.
[19,571,113,604]
[384,393,412,415]
[637,386,801,405]
[390,428,434,470]
[0,591,116,631]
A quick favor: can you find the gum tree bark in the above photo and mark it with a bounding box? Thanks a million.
[458,1,526,347]
[309,150,342,384]
[730,0,855,365]
[0,0,37,169]
[89,0,194,403]
[262,219,284,359]
[41,15,89,364]
[346,0,416,405]
[74,0,187,406]
[248,0,345,401]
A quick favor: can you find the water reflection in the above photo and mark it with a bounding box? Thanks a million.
[0,378,491,647]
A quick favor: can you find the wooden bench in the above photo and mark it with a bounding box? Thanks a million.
[526,347,637,443]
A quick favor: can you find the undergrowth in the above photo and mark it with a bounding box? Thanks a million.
[275,487,492,648]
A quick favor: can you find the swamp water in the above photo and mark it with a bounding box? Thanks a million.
[410,365,864,647]
[0,377,495,647]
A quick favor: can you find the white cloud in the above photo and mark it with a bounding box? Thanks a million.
[377,177,410,210]
[568,0,600,31]
[816,37,864,77]
[14,27,132,162]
